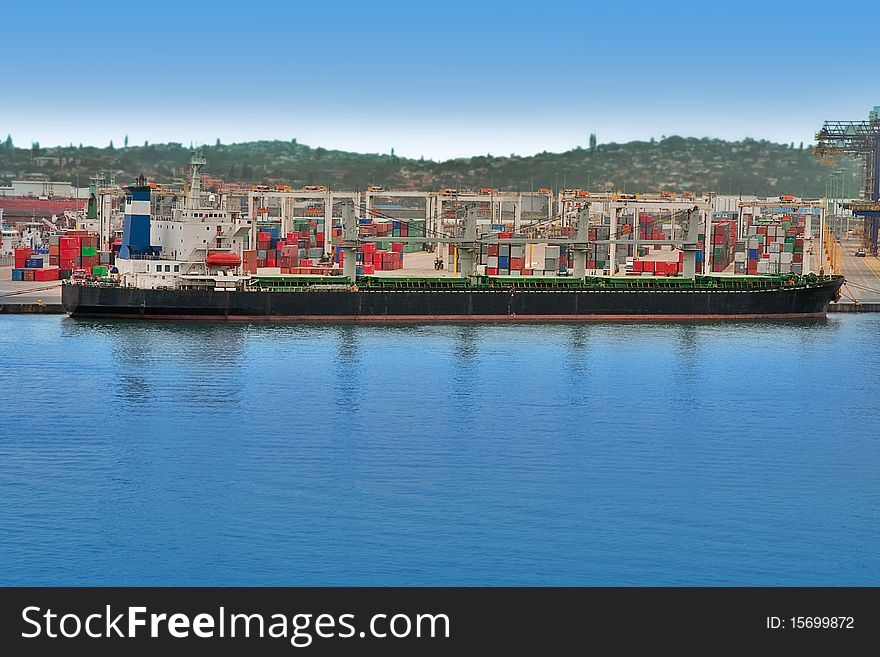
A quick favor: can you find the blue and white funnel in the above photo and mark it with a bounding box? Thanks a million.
[119,175,157,259]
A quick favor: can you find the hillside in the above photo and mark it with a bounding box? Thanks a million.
[0,136,862,197]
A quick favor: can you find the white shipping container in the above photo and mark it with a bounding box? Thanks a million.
[487,256,498,268]
[781,252,793,263]
[734,252,746,262]
[256,267,282,275]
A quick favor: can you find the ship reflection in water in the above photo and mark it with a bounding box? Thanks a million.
[1,315,878,586]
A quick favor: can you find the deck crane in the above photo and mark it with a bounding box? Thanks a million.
[814,107,880,254]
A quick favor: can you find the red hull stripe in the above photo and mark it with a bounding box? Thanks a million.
[70,312,827,322]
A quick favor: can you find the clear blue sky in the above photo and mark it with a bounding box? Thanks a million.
[1,0,877,160]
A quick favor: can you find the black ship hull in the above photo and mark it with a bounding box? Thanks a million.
[62,277,844,321]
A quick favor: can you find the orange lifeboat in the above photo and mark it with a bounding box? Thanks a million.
[206,252,241,267]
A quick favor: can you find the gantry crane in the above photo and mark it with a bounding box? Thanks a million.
[814,107,880,254]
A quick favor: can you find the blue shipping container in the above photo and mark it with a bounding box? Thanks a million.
[498,256,510,268]
[12,269,24,281]
[748,249,759,259]
[25,258,43,268]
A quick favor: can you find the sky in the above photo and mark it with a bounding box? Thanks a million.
[1,0,878,160]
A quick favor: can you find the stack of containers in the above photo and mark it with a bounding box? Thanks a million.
[544,244,568,274]
[483,232,534,276]
[13,247,31,269]
[587,225,611,270]
[736,213,807,275]
[242,249,258,273]
[710,220,736,272]
[11,246,61,282]
[638,213,665,250]
[80,234,99,272]
[256,231,272,269]
[630,259,681,276]
[39,230,104,278]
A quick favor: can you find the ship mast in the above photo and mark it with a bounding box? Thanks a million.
[186,149,206,209]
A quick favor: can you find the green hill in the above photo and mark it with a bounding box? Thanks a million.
[0,136,862,197]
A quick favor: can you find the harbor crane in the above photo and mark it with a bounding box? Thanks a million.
[814,107,880,254]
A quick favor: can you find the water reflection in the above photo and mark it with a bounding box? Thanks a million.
[450,325,478,419]
[64,319,249,411]
[332,325,362,414]
[565,324,591,383]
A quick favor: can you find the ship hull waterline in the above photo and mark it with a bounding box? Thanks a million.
[62,278,844,322]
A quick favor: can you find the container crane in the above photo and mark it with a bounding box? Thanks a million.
[814,107,880,254]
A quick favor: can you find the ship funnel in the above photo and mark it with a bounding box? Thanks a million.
[119,175,156,259]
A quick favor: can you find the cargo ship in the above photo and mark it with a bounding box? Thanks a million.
[62,273,843,321]
[60,155,845,321]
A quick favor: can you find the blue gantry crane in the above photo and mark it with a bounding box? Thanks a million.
[815,107,880,255]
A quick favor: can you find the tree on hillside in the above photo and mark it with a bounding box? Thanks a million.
[109,140,114,150]
[124,134,129,148]
[589,133,597,152]
[31,141,40,156]
[3,134,11,149]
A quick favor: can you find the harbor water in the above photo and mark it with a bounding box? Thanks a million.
[1,315,878,586]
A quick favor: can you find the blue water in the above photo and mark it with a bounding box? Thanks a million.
[1,315,878,586]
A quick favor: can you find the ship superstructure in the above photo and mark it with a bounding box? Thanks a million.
[113,151,253,289]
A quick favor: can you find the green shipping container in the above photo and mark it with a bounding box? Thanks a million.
[91,265,109,276]
[81,245,97,257]
[59,269,72,280]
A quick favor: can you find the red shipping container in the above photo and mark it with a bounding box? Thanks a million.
[34,268,60,282]
[498,232,512,239]
[643,261,655,272]
[487,267,499,275]
[364,264,375,275]
[633,260,644,273]
[488,244,499,256]
[510,257,524,270]
[392,243,403,252]
[23,269,36,282]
